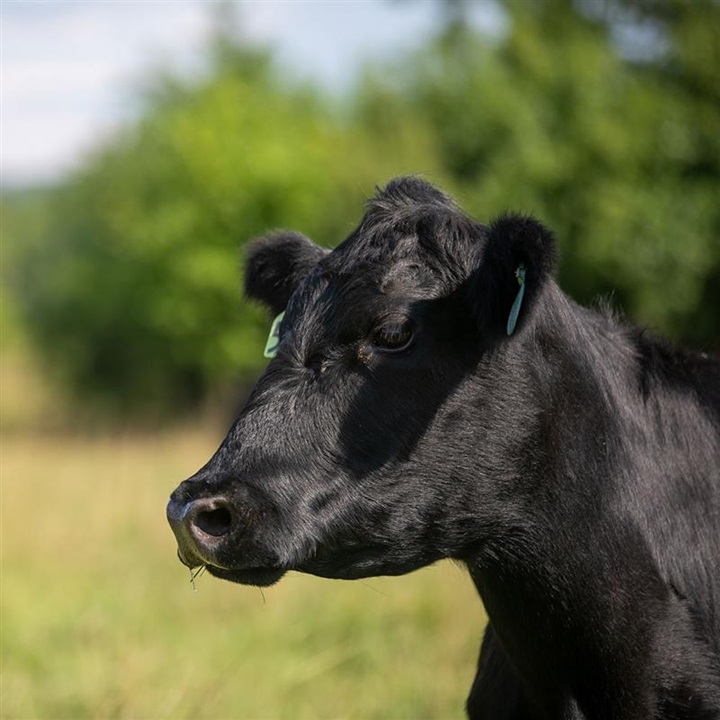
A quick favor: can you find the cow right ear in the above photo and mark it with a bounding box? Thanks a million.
[244,231,328,316]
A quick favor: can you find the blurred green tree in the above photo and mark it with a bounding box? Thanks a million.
[382,0,719,347]
[5,31,438,418]
[4,0,718,421]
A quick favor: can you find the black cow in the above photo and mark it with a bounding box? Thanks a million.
[167,177,720,719]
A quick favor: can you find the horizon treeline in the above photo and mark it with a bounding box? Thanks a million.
[3,0,719,420]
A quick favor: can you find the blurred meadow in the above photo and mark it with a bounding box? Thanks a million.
[2,0,719,718]
[3,426,483,719]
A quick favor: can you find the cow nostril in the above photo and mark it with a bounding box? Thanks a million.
[194,507,234,537]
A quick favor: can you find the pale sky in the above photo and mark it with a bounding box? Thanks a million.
[1,0,505,188]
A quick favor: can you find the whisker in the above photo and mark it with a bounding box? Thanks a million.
[359,579,388,597]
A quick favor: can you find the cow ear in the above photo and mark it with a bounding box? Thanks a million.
[469,214,557,341]
[244,231,327,315]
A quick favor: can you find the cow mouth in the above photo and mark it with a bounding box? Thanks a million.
[175,548,286,587]
[205,564,287,587]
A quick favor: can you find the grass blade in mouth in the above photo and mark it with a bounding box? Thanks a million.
[189,564,207,591]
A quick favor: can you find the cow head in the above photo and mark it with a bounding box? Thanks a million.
[167,177,556,586]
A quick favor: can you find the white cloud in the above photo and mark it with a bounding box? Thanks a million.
[239,0,440,89]
[1,0,212,185]
[0,0,505,187]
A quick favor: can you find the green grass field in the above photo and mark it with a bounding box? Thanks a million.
[2,426,487,719]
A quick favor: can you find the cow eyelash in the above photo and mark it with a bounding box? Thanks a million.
[371,318,414,353]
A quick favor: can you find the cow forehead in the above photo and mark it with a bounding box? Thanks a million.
[282,231,445,349]
[288,259,431,330]
[319,222,448,295]
[282,196,489,350]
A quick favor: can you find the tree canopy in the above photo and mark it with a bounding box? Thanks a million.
[5,0,718,419]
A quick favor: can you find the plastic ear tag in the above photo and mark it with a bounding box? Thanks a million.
[263,311,285,358]
[506,265,526,336]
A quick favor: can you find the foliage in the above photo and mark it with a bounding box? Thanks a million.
[370,0,720,347]
[4,0,718,419]
[4,45,438,417]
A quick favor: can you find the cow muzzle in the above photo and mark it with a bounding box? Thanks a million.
[166,484,287,587]
[166,495,235,568]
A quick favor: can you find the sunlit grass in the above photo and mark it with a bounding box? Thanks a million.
[2,429,486,719]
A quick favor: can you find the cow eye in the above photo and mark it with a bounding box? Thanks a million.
[372,319,414,352]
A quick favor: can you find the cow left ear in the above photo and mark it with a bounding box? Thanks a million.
[244,231,328,316]
[468,214,557,341]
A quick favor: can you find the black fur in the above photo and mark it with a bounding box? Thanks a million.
[471,213,557,340]
[168,177,720,719]
[244,230,328,316]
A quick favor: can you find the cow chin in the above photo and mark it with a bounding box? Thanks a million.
[298,550,433,581]
[204,564,287,588]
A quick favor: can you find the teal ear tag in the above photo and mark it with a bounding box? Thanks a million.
[506,265,526,337]
[263,311,285,358]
